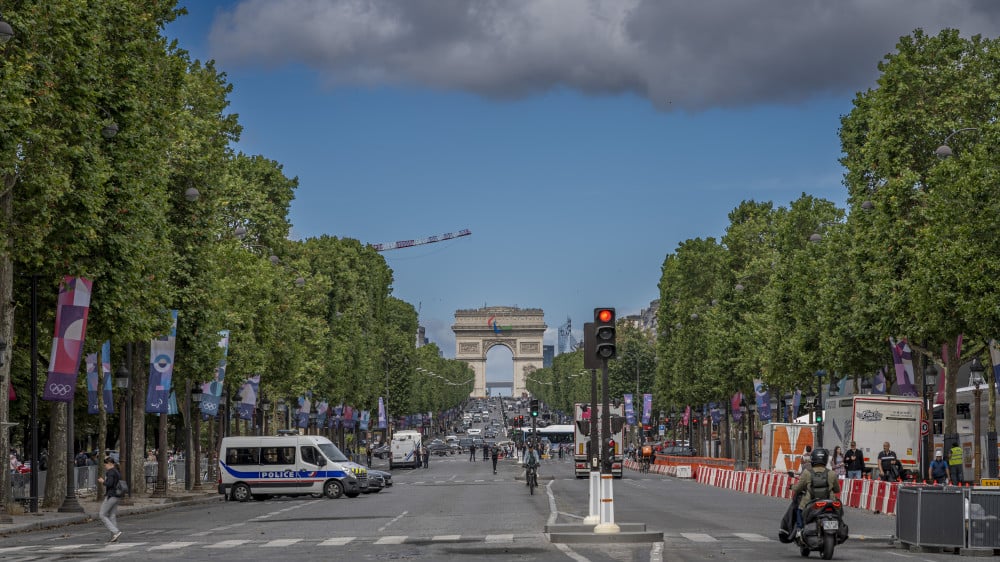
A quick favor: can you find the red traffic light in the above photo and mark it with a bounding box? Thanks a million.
[597,309,614,323]
[607,439,616,450]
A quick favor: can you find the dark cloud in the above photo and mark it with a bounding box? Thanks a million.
[208,0,1000,111]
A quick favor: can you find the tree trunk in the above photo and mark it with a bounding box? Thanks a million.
[97,370,107,501]
[0,173,14,513]
[43,402,67,508]
[130,342,147,496]
[943,340,961,446]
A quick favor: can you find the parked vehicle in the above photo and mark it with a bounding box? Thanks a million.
[390,430,421,469]
[217,435,362,502]
[820,395,922,478]
[368,469,392,487]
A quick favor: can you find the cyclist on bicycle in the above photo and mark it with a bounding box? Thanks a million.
[640,443,653,473]
[523,444,541,486]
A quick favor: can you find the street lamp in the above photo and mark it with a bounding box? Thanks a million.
[922,362,938,481]
[970,357,986,482]
[0,12,14,43]
[191,386,203,490]
[115,358,132,502]
[935,127,980,159]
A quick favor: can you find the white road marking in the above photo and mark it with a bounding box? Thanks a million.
[556,542,592,562]
[733,533,770,542]
[49,545,86,551]
[262,539,301,547]
[102,542,147,551]
[650,542,664,562]
[374,535,407,545]
[432,535,462,541]
[205,540,251,548]
[485,534,514,543]
[149,541,197,550]
[378,510,408,532]
[319,537,355,546]
[681,533,717,542]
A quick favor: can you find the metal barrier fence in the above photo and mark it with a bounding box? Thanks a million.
[897,486,1000,552]
[10,459,211,502]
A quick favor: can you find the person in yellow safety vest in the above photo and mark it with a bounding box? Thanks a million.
[948,443,964,484]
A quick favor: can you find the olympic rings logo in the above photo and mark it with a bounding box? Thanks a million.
[48,383,74,396]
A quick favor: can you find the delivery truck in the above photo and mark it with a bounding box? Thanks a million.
[821,395,923,477]
[760,422,815,473]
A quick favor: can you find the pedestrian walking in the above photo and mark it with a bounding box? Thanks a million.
[366,446,372,467]
[96,457,124,543]
[830,446,846,477]
[844,441,864,479]
[422,445,429,469]
[469,443,477,462]
[799,446,813,475]
[948,442,964,484]
[491,443,500,474]
[930,449,949,484]
[414,444,422,468]
[482,443,488,461]
[877,441,901,482]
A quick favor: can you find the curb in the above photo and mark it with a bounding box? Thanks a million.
[0,494,222,537]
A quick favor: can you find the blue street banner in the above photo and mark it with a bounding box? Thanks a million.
[146,310,178,414]
[331,404,343,429]
[360,410,370,431]
[873,367,887,395]
[792,390,802,420]
[237,375,261,421]
[710,403,722,425]
[85,341,114,414]
[754,378,772,422]
[296,394,312,428]
[316,402,329,428]
[167,391,179,416]
[641,394,652,425]
[624,394,636,425]
[200,330,230,417]
[378,397,387,429]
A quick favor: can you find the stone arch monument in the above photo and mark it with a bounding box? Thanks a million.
[453,306,546,397]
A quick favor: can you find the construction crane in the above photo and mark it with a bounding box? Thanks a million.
[371,228,471,252]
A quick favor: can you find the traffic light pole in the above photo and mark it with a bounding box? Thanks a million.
[594,358,620,534]
[584,367,600,525]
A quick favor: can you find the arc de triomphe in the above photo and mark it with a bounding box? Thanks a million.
[453,306,546,397]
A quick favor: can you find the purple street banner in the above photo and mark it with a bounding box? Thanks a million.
[754,378,772,422]
[237,375,260,421]
[641,393,652,425]
[682,405,690,426]
[344,406,355,430]
[624,394,636,425]
[710,403,722,425]
[731,392,743,423]
[873,367,887,395]
[200,330,230,417]
[378,397,386,429]
[360,410,370,431]
[43,277,93,403]
[85,341,114,414]
[331,404,343,429]
[146,310,178,413]
[791,390,802,420]
[889,337,919,396]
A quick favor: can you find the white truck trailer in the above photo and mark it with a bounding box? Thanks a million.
[821,395,922,477]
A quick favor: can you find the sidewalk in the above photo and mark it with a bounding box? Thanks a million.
[0,484,222,536]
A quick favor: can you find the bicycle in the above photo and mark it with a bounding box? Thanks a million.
[525,464,538,495]
[640,456,651,474]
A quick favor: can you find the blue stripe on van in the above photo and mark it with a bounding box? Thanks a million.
[221,463,348,480]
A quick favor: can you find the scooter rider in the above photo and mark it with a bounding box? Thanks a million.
[791,448,840,537]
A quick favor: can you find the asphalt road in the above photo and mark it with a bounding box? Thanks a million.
[0,403,972,560]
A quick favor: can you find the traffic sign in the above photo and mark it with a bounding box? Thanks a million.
[920,419,930,436]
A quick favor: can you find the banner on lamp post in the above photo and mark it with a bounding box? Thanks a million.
[145,310,179,414]
[200,330,230,417]
[42,277,93,403]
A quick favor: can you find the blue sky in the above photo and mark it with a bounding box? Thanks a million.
[165,1,1000,388]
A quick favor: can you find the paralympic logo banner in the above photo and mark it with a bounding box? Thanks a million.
[642,394,652,425]
[200,330,230,417]
[145,310,178,414]
[43,277,93,403]
[624,394,636,426]
[85,341,114,414]
[754,378,772,422]
[378,397,386,429]
[237,375,260,421]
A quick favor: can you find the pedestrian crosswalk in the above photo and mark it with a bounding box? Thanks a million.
[0,530,779,557]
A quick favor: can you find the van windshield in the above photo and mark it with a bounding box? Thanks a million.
[318,442,349,462]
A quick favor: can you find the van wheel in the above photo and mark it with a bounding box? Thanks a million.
[324,480,344,499]
[231,483,252,502]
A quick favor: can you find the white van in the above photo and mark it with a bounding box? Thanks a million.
[218,435,364,501]
[390,430,421,469]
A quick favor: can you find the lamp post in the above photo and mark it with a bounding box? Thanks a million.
[28,275,39,512]
[261,397,271,436]
[922,362,937,481]
[815,370,826,447]
[58,378,84,512]
[970,357,986,483]
[115,354,133,504]
[191,386,203,490]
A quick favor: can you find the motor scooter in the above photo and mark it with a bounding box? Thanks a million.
[780,471,848,560]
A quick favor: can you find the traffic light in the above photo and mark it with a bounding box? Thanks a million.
[607,438,616,455]
[814,398,823,423]
[593,308,616,360]
[530,399,539,418]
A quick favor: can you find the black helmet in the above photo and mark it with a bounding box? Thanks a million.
[810,448,829,466]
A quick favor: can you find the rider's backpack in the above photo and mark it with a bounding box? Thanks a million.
[642,445,652,457]
[810,467,831,500]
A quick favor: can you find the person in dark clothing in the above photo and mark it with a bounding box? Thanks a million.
[469,443,477,462]
[482,444,489,461]
[422,445,429,469]
[877,442,900,482]
[844,441,865,479]
[491,444,500,474]
[414,445,422,468]
[96,457,123,543]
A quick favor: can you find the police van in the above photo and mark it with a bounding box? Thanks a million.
[390,430,421,469]
[218,435,365,501]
